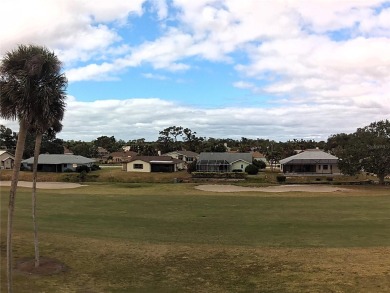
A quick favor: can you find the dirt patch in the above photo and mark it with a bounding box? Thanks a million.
[15,257,67,275]
[195,184,350,193]
[0,181,86,189]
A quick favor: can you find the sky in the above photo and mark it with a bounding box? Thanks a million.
[1,0,390,142]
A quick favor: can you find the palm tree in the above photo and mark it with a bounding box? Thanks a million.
[31,121,64,268]
[0,44,67,293]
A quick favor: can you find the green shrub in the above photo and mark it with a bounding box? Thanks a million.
[245,164,259,175]
[326,177,333,181]
[90,164,101,171]
[276,175,286,183]
[253,160,266,169]
[187,160,197,173]
[76,165,90,173]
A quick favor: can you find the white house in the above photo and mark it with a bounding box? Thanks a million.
[280,149,340,174]
[123,156,184,172]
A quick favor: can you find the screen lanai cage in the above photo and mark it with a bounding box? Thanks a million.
[196,159,230,172]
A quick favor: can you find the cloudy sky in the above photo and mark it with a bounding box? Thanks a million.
[1,0,389,142]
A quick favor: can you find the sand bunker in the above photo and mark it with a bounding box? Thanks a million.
[195,184,349,193]
[0,181,85,189]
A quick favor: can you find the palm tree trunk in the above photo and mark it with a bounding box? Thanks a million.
[32,132,42,267]
[7,120,28,293]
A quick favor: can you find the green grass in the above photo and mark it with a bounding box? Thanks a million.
[1,183,390,292]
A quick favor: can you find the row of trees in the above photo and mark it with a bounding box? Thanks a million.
[3,121,389,186]
[1,124,327,159]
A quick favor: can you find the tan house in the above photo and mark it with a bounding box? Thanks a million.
[0,150,15,169]
[280,149,340,174]
[123,156,184,172]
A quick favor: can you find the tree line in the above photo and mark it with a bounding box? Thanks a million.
[2,120,390,184]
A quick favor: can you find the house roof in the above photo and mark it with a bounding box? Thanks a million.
[251,151,265,158]
[126,156,183,164]
[0,150,14,156]
[22,154,95,165]
[163,150,199,157]
[280,149,338,165]
[198,152,252,164]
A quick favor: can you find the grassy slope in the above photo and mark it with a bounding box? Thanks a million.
[1,183,390,292]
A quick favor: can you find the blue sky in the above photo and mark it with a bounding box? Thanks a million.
[1,0,390,142]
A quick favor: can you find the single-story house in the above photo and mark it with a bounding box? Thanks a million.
[123,156,184,172]
[196,152,252,172]
[280,149,340,174]
[162,151,199,164]
[22,154,95,172]
[0,150,15,169]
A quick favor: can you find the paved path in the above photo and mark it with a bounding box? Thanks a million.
[0,181,86,189]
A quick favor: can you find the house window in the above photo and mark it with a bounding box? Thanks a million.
[323,165,328,170]
[241,164,244,169]
[178,155,183,160]
[187,157,193,162]
[318,165,321,170]
[134,164,143,169]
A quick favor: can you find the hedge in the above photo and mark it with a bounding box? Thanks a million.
[192,172,247,179]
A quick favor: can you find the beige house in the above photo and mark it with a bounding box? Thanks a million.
[0,150,15,169]
[123,156,184,172]
[280,149,340,174]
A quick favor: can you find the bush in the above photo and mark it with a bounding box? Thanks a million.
[232,169,243,172]
[253,160,266,169]
[63,168,74,173]
[187,160,197,173]
[276,175,286,183]
[245,164,259,175]
[90,164,101,171]
[326,177,333,181]
[76,165,90,173]
[79,170,87,182]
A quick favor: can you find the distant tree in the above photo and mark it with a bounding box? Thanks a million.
[182,128,203,151]
[157,127,175,153]
[328,120,390,184]
[71,141,98,158]
[93,135,118,152]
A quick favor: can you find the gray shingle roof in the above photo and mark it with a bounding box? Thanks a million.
[198,152,252,164]
[280,149,338,165]
[22,154,95,165]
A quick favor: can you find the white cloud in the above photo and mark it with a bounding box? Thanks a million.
[2,96,388,142]
[1,0,390,142]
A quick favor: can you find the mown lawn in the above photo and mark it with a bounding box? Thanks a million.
[1,183,390,292]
